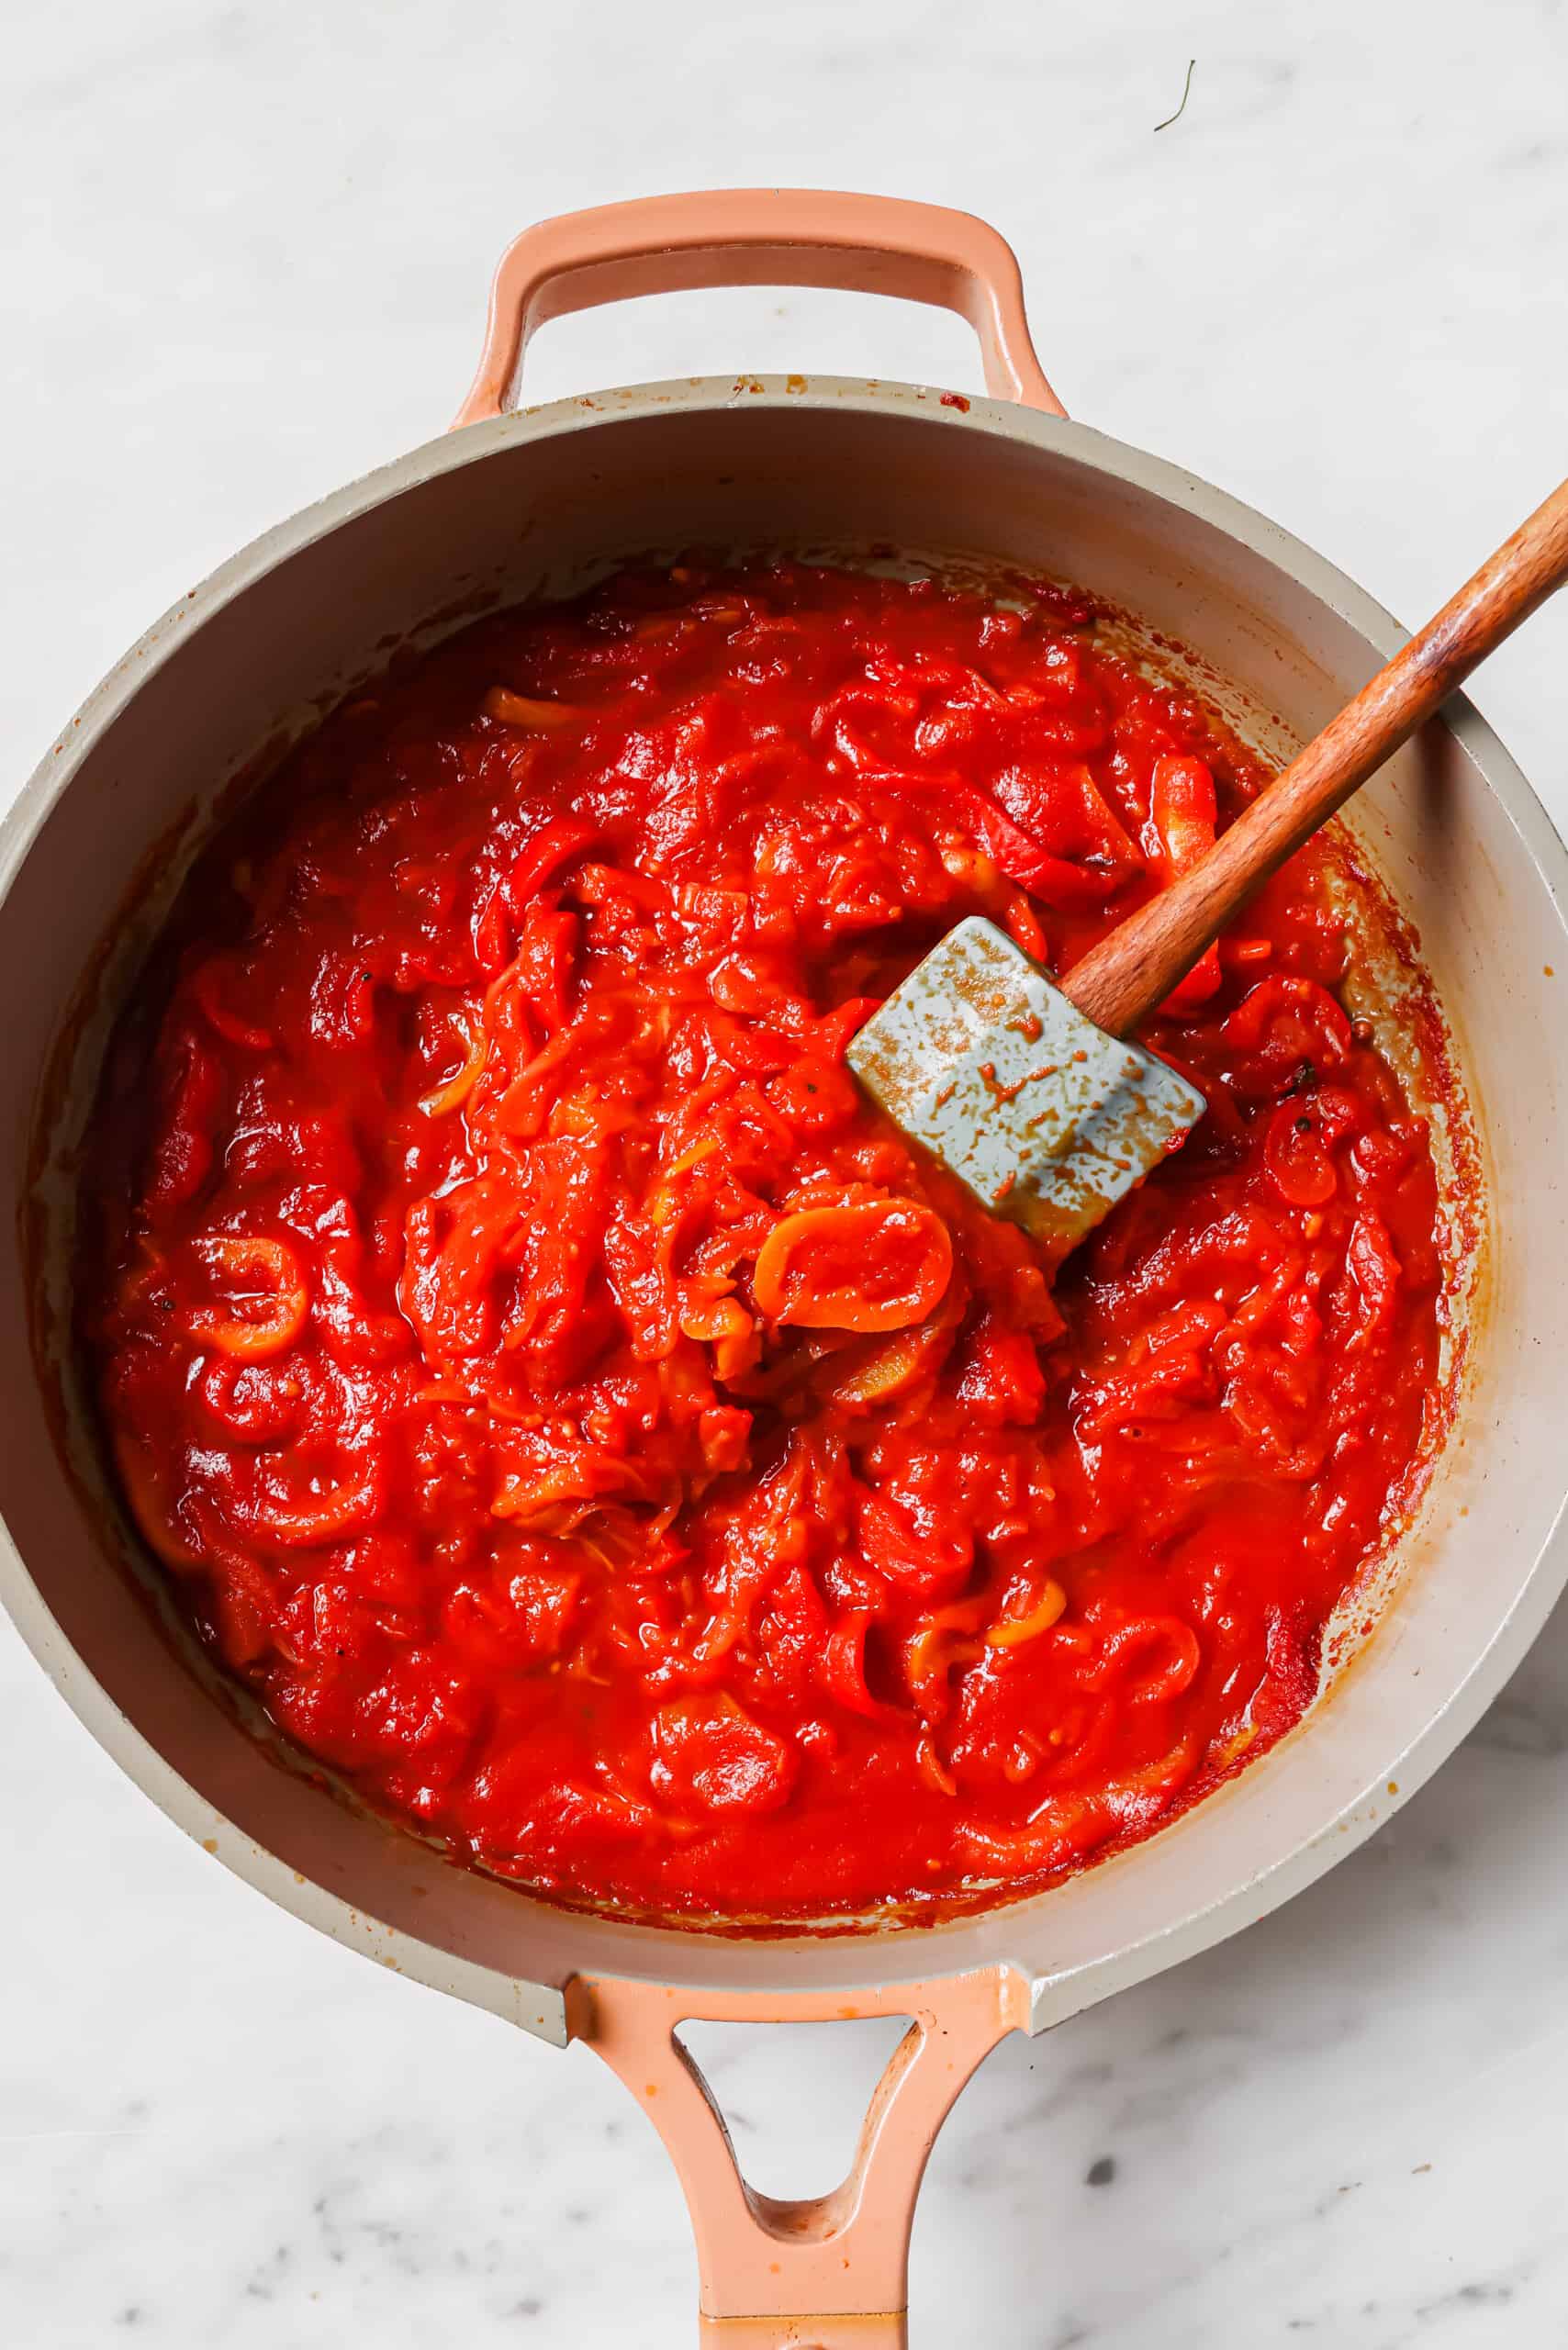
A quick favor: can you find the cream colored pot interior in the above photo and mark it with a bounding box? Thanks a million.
[5,381,1566,2043]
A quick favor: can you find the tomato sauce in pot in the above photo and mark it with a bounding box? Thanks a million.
[80,561,1446,1919]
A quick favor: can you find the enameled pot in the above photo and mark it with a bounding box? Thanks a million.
[5,193,1567,2348]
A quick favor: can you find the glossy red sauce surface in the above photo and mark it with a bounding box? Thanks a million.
[82,562,1445,1919]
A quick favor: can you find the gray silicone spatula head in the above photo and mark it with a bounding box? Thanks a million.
[847,482,1568,1257]
[846,916,1206,1255]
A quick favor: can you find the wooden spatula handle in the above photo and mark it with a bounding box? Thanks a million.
[1061,476,1568,1040]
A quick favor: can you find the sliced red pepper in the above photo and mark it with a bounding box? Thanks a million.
[1264,1101,1339,1207]
[1148,755,1221,1012]
[187,1236,310,1360]
[1343,1210,1402,1347]
[820,1612,903,1725]
[857,768,1124,909]
[942,778,1125,909]
[470,875,511,976]
[506,817,599,912]
[190,956,274,1050]
[483,686,581,729]
[754,1200,952,1332]
[1223,973,1354,1069]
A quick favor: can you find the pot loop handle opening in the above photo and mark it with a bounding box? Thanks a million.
[566,1965,1029,2349]
[453,189,1066,426]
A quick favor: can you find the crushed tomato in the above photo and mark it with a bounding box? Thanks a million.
[80,560,1446,1919]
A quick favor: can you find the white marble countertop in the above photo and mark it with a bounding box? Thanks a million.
[5,3,1568,2343]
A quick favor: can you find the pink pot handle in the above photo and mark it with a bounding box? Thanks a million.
[454,189,1065,426]
[567,1965,1029,2346]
